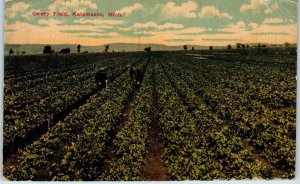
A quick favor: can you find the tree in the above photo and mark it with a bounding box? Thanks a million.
[183,45,188,50]
[227,44,232,49]
[284,42,290,48]
[77,44,81,53]
[104,44,109,52]
[236,43,242,49]
[60,48,70,53]
[9,48,14,55]
[43,45,54,54]
[144,47,151,52]
[209,46,213,50]
[242,44,245,49]
[192,46,195,51]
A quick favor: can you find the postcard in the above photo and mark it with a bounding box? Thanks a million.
[2,0,297,181]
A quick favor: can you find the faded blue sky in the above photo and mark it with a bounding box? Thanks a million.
[4,0,298,46]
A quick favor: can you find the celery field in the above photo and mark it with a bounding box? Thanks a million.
[3,50,296,181]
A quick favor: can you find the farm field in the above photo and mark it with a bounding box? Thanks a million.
[2,50,296,180]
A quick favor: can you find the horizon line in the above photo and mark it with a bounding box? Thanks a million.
[3,42,297,47]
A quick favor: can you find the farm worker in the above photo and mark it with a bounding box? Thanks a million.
[135,69,143,86]
[127,65,136,80]
[95,67,108,90]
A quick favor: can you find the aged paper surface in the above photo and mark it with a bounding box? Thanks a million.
[2,0,297,181]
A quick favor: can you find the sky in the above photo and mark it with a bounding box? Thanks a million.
[3,0,298,46]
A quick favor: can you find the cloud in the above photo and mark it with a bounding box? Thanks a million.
[164,39,194,42]
[221,21,259,32]
[119,27,133,31]
[240,0,265,14]
[184,30,235,35]
[131,31,154,37]
[131,21,184,30]
[222,20,296,35]
[198,6,232,19]
[144,27,205,36]
[264,18,284,24]
[74,35,111,38]
[217,20,296,44]
[5,2,31,18]
[49,0,97,12]
[22,9,39,19]
[281,0,297,5]
[246,22,259,31]
[202,38,242,42]
[119,22,184,32]
[251,32,289,35]
[74,18,124,25]
[38,19,64,26]
[155,1,197,19]
[4,21,121,45]
[59,24,108,32]
[264,2,279,14]
[222,21,247,32]
[5,19,297,46]
[75,32,119,38]
[60,30,105,33]
[4,29,16,32]
[116,3,143,16]
[240,0,279,14]
[263,17,295,25]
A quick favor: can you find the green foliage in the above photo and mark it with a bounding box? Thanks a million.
[3,52,296,180]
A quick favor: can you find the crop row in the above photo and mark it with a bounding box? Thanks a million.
[3,56,143,155]
[183,53,296,110]
[157,58,271,179]
[53,60,149,181]
[4,53,129,80]
[4,89,108,180]
[3,57,149,180]
[99,59,153,181]
[155,59,216,180]
[4,56,135,113]
[5,57,111,93]
[162,53,295,177]
[190,56,295,174]
[210,52,296,65]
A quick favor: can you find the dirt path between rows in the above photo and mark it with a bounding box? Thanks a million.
[142,60,168,181]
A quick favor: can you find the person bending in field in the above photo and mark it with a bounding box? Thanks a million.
[95,67,108,90]
[127,65,136,80]
[135,69,143,87]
